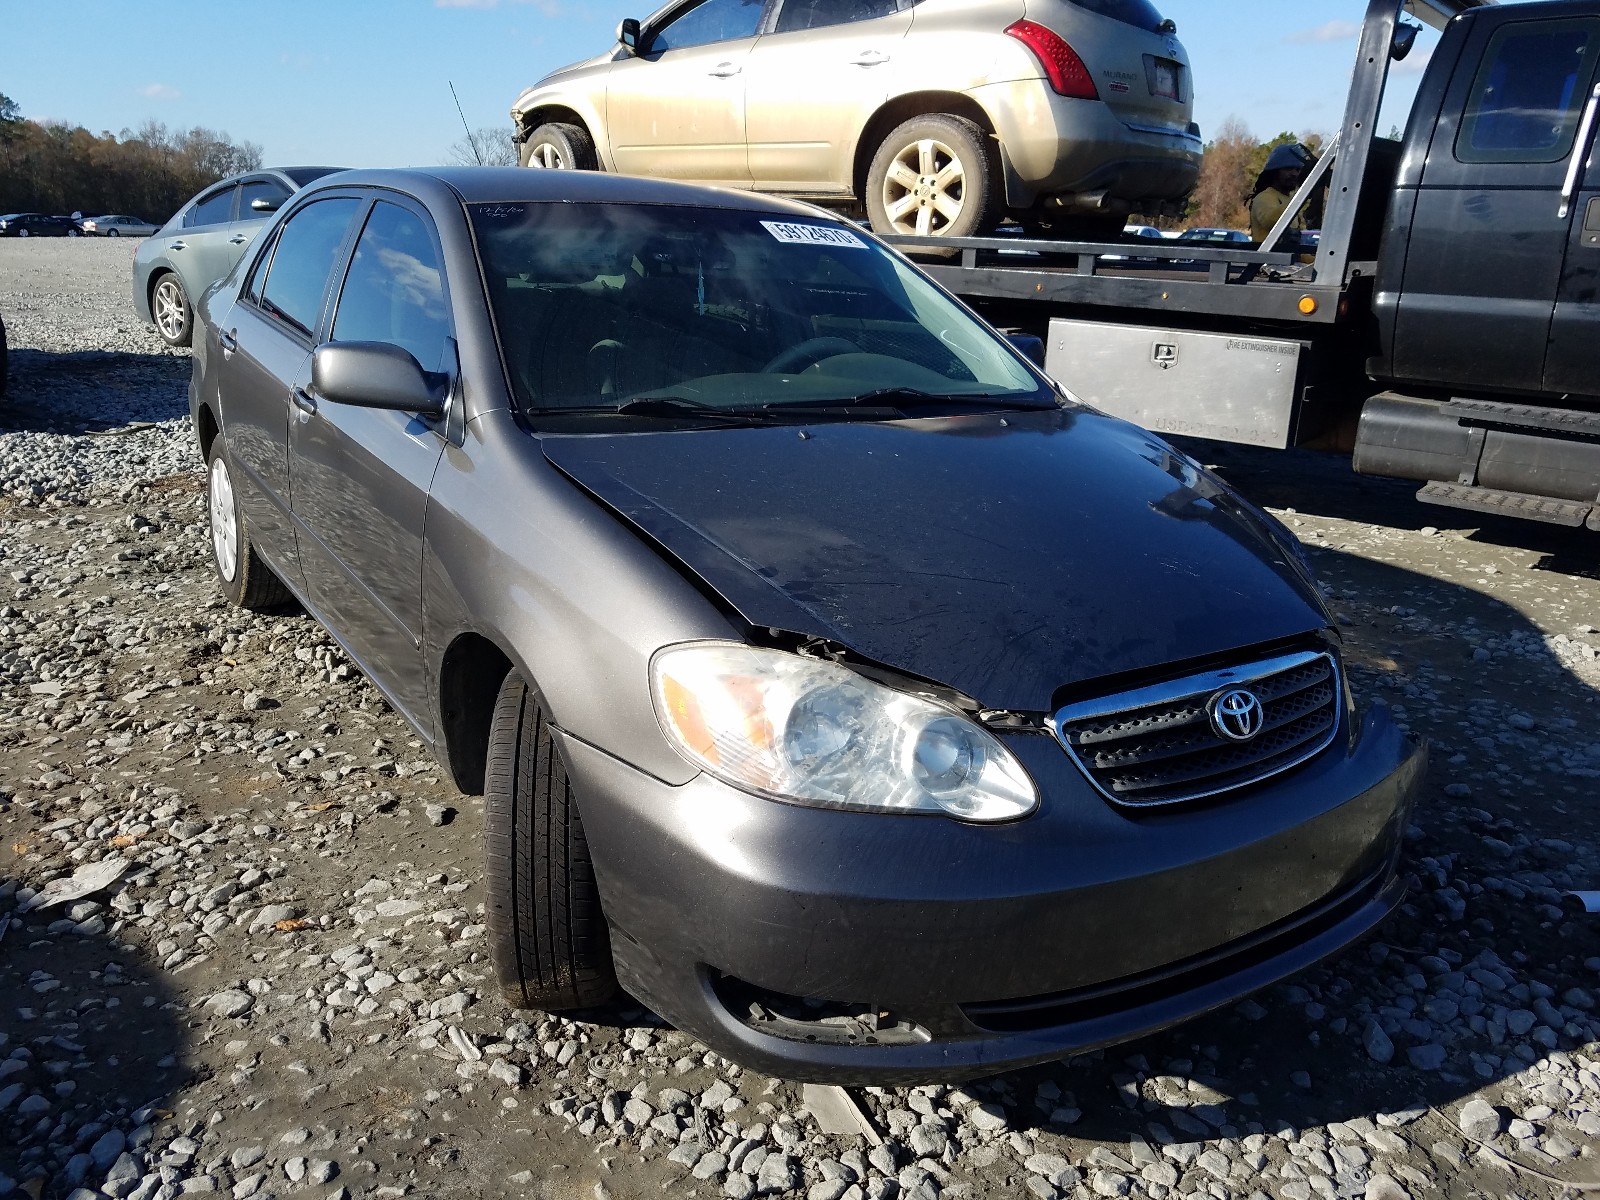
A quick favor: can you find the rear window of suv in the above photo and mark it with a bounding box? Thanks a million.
[1067,0,1166,33]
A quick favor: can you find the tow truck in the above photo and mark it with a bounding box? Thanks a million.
[886,0,1600,533]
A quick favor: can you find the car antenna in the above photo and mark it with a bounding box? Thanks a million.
[449,81,483,166]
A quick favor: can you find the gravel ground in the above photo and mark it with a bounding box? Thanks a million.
[2,238,1599,1200]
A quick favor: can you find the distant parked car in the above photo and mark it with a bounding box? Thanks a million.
[82,214,159,237]
[0,213,81,237]
[510,0,1203,240]
[132,166,343,347]
[1178,226,1251,245]
[1100,223,1167,261]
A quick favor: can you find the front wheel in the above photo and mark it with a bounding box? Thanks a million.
[522,122,598,171]
[151,273,192,347]
[484,672,617,1012]
[865,113,1001,240]
[17,229,28,238]
[207,438,292,611]
[67,228,80,238]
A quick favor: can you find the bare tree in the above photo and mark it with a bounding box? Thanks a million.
[447,126,518,168]
[1190,116,1257,230]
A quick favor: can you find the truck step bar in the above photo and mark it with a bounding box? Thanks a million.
[1444,398,1600,438]
[1415,482,1598,530]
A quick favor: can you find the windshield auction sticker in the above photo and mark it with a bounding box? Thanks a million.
[761,221,867,249]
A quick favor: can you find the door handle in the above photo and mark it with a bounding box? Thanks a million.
[1560,81,1600,219]
[227,233,250,245]
[849,50,890,66]
[169,240,187,251]
[219,329,238,357]
[291,388,317,417]
[708,62,741,78]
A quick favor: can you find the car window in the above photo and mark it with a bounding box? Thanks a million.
[238,180,292,222]
[1064,0,1166,33]
[184,186,236,229]
[257,197,362,337]
[774,0,896,33]
[468,201,1045,419]
[653,0,768,51]
[331,201,450,373]
[1457,18,1600,164]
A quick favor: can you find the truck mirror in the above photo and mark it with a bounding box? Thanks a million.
[1391,23,1419,62]
[618,18,641,54]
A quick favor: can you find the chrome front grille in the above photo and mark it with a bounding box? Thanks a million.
[1050,650,1342,808]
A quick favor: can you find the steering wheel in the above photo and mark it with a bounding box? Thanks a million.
[762,337,862,375]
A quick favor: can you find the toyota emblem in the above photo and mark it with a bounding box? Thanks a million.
[1209,688,1265,742]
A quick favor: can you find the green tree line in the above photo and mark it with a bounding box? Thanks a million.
[0,93,262,222]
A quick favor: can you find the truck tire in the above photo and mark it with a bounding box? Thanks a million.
[866,114,1002,239]
[151,273,193,348]
[523,122,599,171]
[207,438,293,612]
[484,671,617,1012]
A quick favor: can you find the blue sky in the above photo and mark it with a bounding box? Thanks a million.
[0,1,1436,167]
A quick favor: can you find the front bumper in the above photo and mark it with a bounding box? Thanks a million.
[971,78,1201,210]
[565,704,1423,1084]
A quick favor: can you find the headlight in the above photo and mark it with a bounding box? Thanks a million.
[650,642,1037,822]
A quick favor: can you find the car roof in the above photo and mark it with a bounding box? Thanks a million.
[305,166,844,220]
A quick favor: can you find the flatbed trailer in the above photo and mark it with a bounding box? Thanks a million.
[887,0,1600,532]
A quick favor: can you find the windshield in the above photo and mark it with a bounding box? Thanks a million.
[467,202,1049,422]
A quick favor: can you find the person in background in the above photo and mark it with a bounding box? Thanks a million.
[1249,143,1320,247]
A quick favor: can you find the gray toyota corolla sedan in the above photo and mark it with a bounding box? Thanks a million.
[189,167,1424,1084]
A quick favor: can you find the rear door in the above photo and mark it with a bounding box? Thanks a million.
[1393,10,1600,392]
[604,0,769,184]
[289,195,452,728]
[173,184,242,300]
[214,195,364,593]
[745,0,912,193]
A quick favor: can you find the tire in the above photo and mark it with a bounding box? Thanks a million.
[67,228,79,238]
[107,228,120,238]
[866,113,1002,239]
[151,272,192,347]
[206,437,293,611]
[17,229,28,238]
[484,672,617,1012]
[523,122,599,171]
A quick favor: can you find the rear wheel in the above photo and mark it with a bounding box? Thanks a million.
[17,229,28,238]
[107,228,120,238]
[484,672,617,1012]
[866,114,1001,240]
[523,122,599,171]
[207,438,292,611]
[151,273,192,347]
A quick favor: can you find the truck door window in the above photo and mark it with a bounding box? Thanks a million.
[1457,19,1600,164]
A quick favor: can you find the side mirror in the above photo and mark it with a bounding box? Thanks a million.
[312,341,446,417]
[1004,332,1045,367]
[250,196,284,213]
[618,18,641,54]
[1391,23,1420,62]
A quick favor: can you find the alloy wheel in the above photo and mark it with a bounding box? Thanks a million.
[530,143,568,169]
[153,278,187,342]
[880,138,967,237]
[209,456,239,583]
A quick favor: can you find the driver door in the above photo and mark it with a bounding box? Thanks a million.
[605,0,771,185]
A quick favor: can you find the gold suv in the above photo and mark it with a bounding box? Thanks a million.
[510,0,1203,238]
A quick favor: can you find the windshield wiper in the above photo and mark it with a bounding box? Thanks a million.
[765,388,1057,414]
[535,396,777,423]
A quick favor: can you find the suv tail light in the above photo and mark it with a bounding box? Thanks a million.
[1004,20,1099,101]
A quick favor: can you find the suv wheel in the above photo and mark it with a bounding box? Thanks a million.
[151,273,192,348]
[523,122,599,171]
[484,671,617,1012]
[866,114,1001,239]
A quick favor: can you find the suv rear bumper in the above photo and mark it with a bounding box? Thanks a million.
[972,79,1201,210]
[561,704,1424,1084]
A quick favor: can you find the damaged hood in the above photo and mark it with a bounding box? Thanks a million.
[542,409,1329,711]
